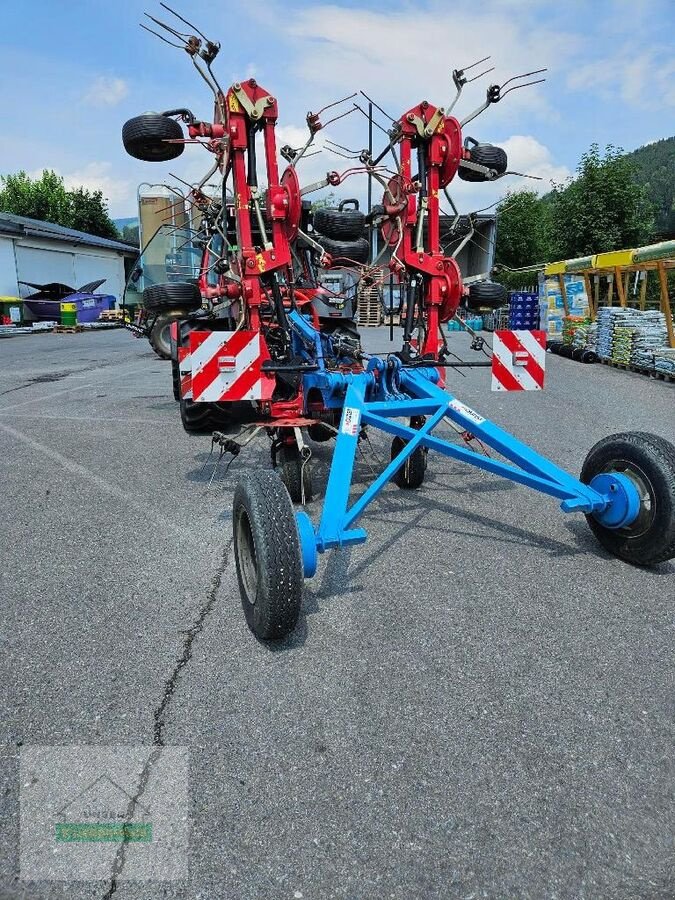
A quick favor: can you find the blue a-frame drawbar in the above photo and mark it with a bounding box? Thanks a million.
[294,360,641,578]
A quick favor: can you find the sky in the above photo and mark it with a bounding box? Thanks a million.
[1,0,673,220]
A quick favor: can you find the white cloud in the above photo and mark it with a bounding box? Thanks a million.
[567,46,675,109]
[445,135,570,213]
[83,76,129,108]
[279,3,577,127]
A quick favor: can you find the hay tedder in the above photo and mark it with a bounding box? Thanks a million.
[123,6,675,641]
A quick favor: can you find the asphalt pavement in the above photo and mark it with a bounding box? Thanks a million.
[0,326,673,899]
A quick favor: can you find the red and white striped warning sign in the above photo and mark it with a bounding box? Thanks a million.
[188,330,275,402]
[491,330,547,391]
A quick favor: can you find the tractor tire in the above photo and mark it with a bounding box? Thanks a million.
[276,444,313,504]
[459,143,508,182]
[581,432,675,566]
[148,310,189,360]
[179,398,213,434]
[122,113,185,162]
[467,281,507,310]
[581,350,598,364]
[143,282,202,313]
[315,235,370,265]
[391,436,427,490]
[233,469,304,641]
[313,207,365,240]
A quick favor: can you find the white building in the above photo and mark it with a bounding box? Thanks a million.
[0,212,137,304]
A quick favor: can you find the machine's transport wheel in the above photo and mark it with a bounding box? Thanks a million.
[391,436,427,490]
[148,310,190,360]
[572,347,585,361]
[143,282,202,313]
[548,341,563,354]
[581,350,598,364]
[467,281,507,310]
[559,344,573,358]
[315,234,370,264]
[581,432,675,565]
[276,444,313,503]
[122,112,185,162]
[233,470,304,641]
[459,143,508,181]
[313,206,366,240]
[179,398,214,434]
[307,423,334,443]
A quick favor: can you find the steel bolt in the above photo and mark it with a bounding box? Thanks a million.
[247,259,255,268]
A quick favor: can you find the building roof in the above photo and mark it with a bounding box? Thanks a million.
[0,212,138,255]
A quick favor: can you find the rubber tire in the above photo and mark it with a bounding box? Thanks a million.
[143,282,201,313]
[122,113,184,162]
[459,143,508,182]
[548,342,563,355]
[313,207,366,240]
[559,345,574,358]
[391,436,427,490]
[277,445,313,503]
[315,235,370,264]
[581,350,597,364]
[307,423,334,443]
[148,311,186,360]
[179,398,213,434]
[572,347,585,361]
[467,281,507,310]
[233,470,304,641]
[581,432,675,566]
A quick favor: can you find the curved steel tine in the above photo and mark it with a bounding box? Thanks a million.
[144,12,190,39]
[140,23,184,48]
[466,65,495,84]
[500,78,547,99]
[160,2,210,42]
[315,92,358,117]
[500,68,547,89]
[358,90,397,125]
[322,105,359,129]
[459,55,491,72]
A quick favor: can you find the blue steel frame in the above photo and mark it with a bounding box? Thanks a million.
[285,311,641,578]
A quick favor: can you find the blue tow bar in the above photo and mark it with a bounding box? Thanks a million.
[293,355,642,577]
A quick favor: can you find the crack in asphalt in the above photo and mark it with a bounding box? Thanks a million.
[101,540,232,898]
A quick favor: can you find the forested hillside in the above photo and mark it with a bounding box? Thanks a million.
[627,136,675,238]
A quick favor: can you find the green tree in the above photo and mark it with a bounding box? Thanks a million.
[0,169,120,240]
[121,223,140,245]
[493,190,551,289]
[548,144,654,259]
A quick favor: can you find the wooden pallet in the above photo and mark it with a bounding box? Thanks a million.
[54,325,83,334]
[99,309,125,321]
[358,277,383,328]
[599,358,675,382]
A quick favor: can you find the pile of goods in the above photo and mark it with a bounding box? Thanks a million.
[562,315,591,346]
[596,306,672,371]
[508,292,539,330]
[571,320,598,353]
[654,349,675,376]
